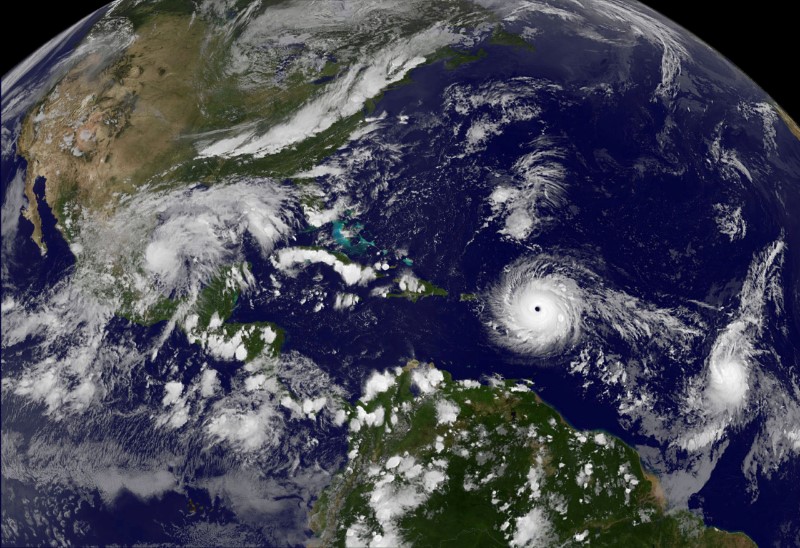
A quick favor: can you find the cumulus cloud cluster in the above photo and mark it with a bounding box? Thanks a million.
[2,178,296,419]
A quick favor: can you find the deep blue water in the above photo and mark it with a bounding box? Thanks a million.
[235,39,799,545]
[3,7,800,547]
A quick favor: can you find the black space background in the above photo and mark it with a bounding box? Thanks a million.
[2,1,798,122]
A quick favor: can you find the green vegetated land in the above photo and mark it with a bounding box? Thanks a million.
[310,362,755,547]
[19,0,535,329]
[187,264,285,360]
[18,0,544,361]
[387,277,448,302]
[123,263,284,361]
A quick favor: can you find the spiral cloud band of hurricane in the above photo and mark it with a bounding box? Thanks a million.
[2,0,799,544]
[486,254,700,359]
[487,258,585,357]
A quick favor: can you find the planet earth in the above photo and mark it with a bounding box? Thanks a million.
[2,0,799,546]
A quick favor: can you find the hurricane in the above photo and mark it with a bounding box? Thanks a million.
[704,321,752,414]
[487,257,585,357]
[3,0,799,544]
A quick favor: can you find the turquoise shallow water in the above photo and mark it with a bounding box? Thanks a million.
[331,218,376,256]
[2,1,799,545]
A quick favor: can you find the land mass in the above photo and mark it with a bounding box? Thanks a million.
[310,362,755,547]
[18,14,206,251]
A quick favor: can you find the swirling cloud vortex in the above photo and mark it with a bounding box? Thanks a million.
[488,259,584,357]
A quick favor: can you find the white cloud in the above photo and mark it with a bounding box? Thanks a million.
[491,254,700,361]
[345,456,449,547]
[709,132,753,184]
[412,367,444,394]
[738,101,779,153]
[397,272,424,293]
[334,292,360,310]
[1,167,26,268]
[94,468,177,505]
[527,464,544,500]
[510,506,552,547]
[207,402,280,451]
[435,400,460,425]
[198,25,461,159]
[385,456,402,469]
[2,12,134,123]
[712,203,747,242]
[476,0,688,100]
[5,282,117,418]
[281,395,327,420]
[488,257,584,357]
[588,0,688,100]
[200,369,220,398]
[162,381,184,406]
[245,374,268,392]
[273,247,376,286]
[704,325,750,413]
[1,176,296,393]
[593,433,608,446]
[350,405,386,432]
[362,370,397,402]
[134,181,295,300]
[491,140,567,241]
